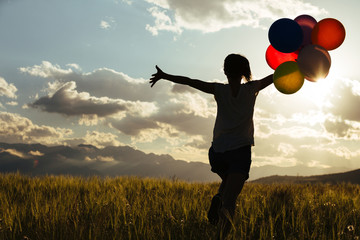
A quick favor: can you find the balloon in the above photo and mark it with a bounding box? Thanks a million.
[268,18,303,53]
[265,45,299,70]
[311,18,346,50]
[273,61,304,94]
[294,14,317,47]
[297,44,331,82]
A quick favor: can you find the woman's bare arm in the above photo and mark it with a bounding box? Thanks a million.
[254,74,273,91]
[150,65,215,94]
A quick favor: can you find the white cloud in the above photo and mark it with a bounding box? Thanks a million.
[121,0,133,5]
[66,63,82,71]
[82,131,123,148]
[0,77,17,99]
[6,101,18,106]
[0,148,28,158]
[145,0,327,35]
[97,156,115,162]
[78,114,103,126]
[170,92,216,118]
[100,20,111,29]
[0,111,73,145]
[305,144,360,160]
[29,81,158,119]
[146,6,182,35]
[277,142,297,157]
[20,61,214,141]
[131,122,181,144]
[326,77,360,122]
[28,150,44,156]
[100,17,116,30]
[252,153,299,167]
[19,61,73,79]
[307,160,330,169]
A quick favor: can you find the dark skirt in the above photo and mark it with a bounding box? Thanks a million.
[208,145,252,180]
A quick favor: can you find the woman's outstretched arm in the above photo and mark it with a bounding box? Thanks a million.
[150,65,215,94]
[254,74,273,92]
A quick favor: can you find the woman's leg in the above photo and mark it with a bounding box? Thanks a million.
[217,173,227,195]
[208,173,226,225]
[221,173,247,216]
[217,172,247,239]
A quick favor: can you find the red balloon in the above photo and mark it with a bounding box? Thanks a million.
[265,45,299,70]
[311,18,345,50]
[294,14,317,47]
[297,44,331,82]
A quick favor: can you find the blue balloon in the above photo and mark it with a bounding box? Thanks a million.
[268,18,303,53]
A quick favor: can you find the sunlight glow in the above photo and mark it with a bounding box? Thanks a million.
[297,71,337,108]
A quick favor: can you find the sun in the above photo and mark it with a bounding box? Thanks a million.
[297,72,336,108]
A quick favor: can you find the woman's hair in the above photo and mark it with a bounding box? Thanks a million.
[223,54,252,82]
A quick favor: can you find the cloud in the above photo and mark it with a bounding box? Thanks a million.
[323,118,360,141]
[30,81,127,116]
[326,77,360,122]
[81,131,123,148]
[0,111,72,145]
[6,101,18,106]
[100,20,111,29]
[66,63,81,71]
[307,160,330,169]
[29,150,44,156]
[110,115,160,136]
[29,81,157,119]
[323,118,350,138]
[0,148,28,158]
[19,61,158,102]
[297,144,360,169]
[277,142,297,157]
[0,77,17,99]
[85,155,115,162]
[0,111,124,149]
[145,6,182,35]
[121,0,133,5]
[19,61,74,79]
[100,17,116,30]
[20,61,215,139]
[145,0,327,35]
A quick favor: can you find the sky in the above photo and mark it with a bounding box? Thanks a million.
[0,0,359,175]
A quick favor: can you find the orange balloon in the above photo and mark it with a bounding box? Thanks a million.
[311,18,345,50]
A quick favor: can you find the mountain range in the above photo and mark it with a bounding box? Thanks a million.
[0,142,358,183]
[252,168,360,185]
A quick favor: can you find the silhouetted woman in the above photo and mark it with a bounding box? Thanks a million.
[150,54,273,239]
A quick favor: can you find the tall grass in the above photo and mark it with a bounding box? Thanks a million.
[0,173,359,240]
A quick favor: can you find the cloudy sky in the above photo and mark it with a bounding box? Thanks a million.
[1,0,359,175]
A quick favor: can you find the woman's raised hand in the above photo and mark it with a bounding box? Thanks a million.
[149,65,166,87]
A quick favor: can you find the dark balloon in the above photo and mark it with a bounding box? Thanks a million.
[297,44,331,81]
[268,18,303,53]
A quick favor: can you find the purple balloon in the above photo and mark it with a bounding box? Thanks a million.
[294,15,317,47]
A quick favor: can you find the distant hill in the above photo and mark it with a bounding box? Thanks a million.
[0,142,218,182]
[252,169,360,185]
[1,142,357,183]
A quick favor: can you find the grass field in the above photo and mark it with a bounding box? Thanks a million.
[0,173,359,240]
